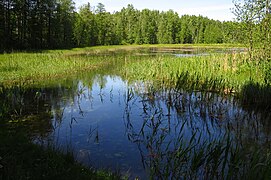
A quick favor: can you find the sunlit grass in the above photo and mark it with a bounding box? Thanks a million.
[121,52,265,93]
[0,44,246,85]
[0,45,270,179]
[46,43,245,55]
[1,45,267,107]
[0,52,112,85]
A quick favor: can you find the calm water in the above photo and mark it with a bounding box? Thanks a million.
[1,48,270,179]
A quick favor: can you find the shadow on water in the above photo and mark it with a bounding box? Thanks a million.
[0,48,270,179]
[123,81,271,179]
[0,81,78,139]
[1,73,271,179]
[240,81,271,112]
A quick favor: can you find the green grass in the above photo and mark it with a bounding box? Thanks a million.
[0,52,113,86]
[0,44,245,86]
[0,125,121,180]
[124,86,271,179]
[47,43,244,52]
[120,52,265,92]
[1,44,268,108]
[119,51,270,109]
[0,44,269,179]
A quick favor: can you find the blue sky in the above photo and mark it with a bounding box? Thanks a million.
[74,0,235,21]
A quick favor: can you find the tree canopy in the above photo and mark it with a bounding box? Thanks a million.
[0,0,257,52]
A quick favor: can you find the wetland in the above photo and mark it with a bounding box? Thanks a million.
[1,46,271,179]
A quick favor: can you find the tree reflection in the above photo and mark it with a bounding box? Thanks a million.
[2,73,271,179]
[0,80,78,139]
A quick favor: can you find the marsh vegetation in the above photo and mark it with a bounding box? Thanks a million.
[1,0,271,179]
[1,46,271,179]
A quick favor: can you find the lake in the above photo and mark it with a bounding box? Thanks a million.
[1,48,269,179]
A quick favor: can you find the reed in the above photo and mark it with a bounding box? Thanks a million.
[0,52,114,86]
[125,54,262,87]
[1,45,270,179]
[119,52,269,109]
[124,84,271,179]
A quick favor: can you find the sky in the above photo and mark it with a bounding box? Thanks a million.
[74,0,236,21]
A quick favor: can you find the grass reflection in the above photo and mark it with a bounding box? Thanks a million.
[124,82,271,179]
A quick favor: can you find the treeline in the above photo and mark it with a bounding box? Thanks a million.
[75,3,242,46]
[0,0,75,50]
[0,0,243,51]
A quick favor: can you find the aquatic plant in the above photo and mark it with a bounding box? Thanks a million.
[124,84,271,179]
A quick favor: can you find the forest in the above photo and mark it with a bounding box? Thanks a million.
[0,0,245,51]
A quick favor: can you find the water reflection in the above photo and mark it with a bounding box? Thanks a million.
[147,47,244,57]
[1,74,270,178]
[0,82,77,138]
[124,82,271,178]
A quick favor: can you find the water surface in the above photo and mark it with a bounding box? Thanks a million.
[1,48,269,179]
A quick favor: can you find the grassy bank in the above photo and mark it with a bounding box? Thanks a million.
[0,44,244,85]
[0,44,269,179]
[118,50,270,109]
[1,44,269,107]
[124,53,264,90]
[0,125,120,180]
[0,52,114,86]
[47,43,245,56]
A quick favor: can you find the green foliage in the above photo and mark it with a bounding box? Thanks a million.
[233,0,271,61]
[204,21,223,43]
[0,51,113,85]
[71,3,243,47]
[0,0,76,51]
[120,52,264,93]
[0,45,269,179]
[0,1,244,51]
[157,10,179,44]
[74,3,98,47]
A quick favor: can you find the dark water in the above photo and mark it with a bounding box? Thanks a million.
[1,48,270,179]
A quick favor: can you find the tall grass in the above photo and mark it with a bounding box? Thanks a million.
[1,46,270,179]
[119,52,270,109]
[1,46,268,109]
[0,52,114,86]
[0,45,248,88]
[121,53,264,92]
[124,84,271,179]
